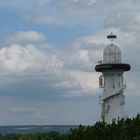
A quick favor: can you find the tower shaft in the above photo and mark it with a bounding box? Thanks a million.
[101,71,125,123]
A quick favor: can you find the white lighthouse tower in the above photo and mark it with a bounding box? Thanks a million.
[95,33,131,123]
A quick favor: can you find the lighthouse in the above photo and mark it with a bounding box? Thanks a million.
[95,33,131,123]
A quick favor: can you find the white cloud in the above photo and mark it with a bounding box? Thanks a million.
[0,43,63,74]
[8,31,46,43]
[0,42,98,98]
[0,36,104,100]
[70,71,99,91]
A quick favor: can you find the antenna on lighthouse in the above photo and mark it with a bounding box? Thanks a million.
[107,32,117,44]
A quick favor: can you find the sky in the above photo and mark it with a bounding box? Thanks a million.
[0,0,139,125]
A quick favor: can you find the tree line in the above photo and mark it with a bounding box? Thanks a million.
[0,114,140,140]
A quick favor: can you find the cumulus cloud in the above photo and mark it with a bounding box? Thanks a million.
[0,42,99,99]
[8,31,46,43]
[61,49,93,72]
[0,43,62,74]
[0,43,78,98]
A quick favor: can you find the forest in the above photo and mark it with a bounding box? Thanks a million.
[0,114,140,140]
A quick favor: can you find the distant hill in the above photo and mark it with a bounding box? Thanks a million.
[0,125,78,135]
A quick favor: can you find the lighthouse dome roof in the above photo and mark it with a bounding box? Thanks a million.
[103,44,121,64]
[104,44,121,54]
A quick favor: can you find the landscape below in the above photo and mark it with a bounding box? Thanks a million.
[0,125,78,136]
[0,114,140,140]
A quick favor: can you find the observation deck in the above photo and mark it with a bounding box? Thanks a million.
[95,63,131,72]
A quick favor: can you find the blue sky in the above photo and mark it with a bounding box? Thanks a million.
[0,0,139,125]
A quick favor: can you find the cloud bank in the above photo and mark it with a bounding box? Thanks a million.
[0,0,140,125]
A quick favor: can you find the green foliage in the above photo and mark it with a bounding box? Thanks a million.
[1,114,140,140]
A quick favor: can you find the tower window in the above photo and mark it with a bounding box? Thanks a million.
[118,83,120,87]
[113,84,115,89]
